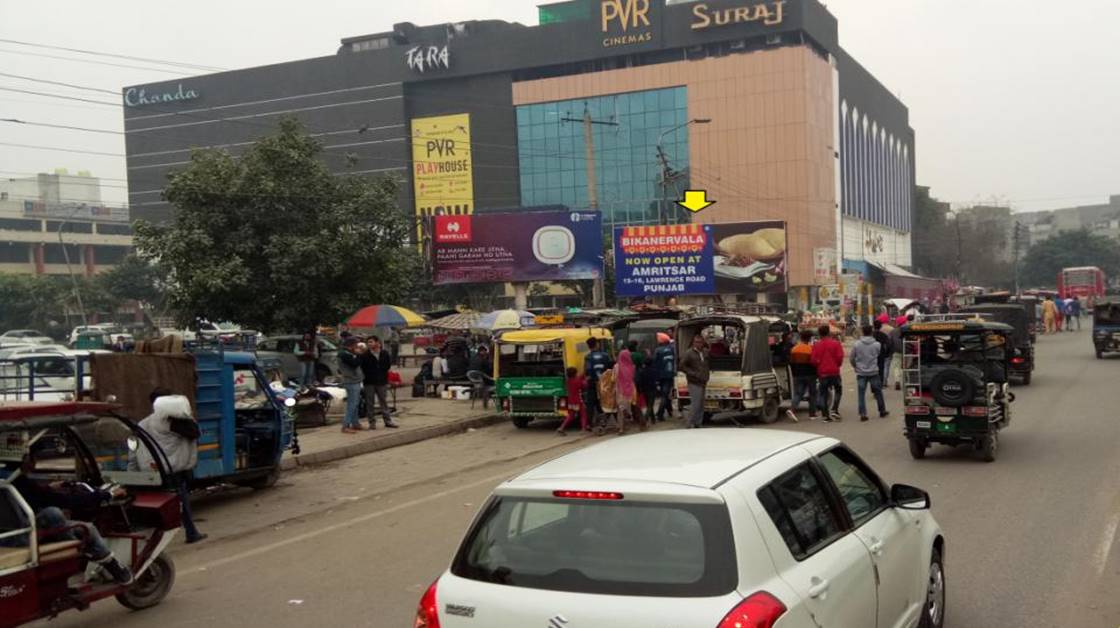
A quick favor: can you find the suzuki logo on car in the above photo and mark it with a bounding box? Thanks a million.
[548,615,570,628]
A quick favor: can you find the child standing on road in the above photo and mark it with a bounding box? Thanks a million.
[557,367,588,435]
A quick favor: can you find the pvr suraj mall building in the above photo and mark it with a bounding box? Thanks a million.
[123,0,915,304]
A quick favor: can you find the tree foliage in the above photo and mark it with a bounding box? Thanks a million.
[1021,229,1120,288]
[0,274,66,332]
[133,118,412,333]
[97,254,167,308]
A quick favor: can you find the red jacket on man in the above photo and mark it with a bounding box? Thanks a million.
[811,336,845,377]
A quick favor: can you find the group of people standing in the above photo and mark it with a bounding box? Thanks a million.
[558,335,677,435]
[335,335,399,433]
[787,318,904,423]
[1041,295,1085,334]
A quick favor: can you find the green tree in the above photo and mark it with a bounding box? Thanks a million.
[96,254,167,309]
[0,274,67,333]
[1021,229,1120,288]
[910,186,955,278]
[134,118,411,333]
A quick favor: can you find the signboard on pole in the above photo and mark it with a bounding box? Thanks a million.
[614,221,787,297]
[430,209,602,285]
[411,113,474,221]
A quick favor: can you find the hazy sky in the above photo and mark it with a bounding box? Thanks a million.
[1,0,1116,211]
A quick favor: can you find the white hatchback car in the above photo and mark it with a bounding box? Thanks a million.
[419,430,945,628]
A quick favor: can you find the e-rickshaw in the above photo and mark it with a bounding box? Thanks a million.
[1092,299,1120,358]
[960,304,1035,385]
[901,320,1015,462]
[494,328,613,429]
[0,401,181,626]
[674,314,783,424]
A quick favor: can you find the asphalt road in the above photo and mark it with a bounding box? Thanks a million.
[43,329,1120,628]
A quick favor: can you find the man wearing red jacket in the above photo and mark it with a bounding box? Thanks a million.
[811,324,845,422]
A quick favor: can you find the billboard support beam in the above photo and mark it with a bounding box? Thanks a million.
[514,282,528,310]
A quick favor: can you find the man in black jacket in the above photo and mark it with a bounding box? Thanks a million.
[360,337,398,429]
[873,320,894,384]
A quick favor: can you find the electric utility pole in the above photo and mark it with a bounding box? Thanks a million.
[562,106,618,308]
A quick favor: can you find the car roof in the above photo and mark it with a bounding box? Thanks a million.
[904,320,1014,333]
[514,430,830,490]
[961,304,1025,311]
[678,314,764,326]
[499,328,612,343]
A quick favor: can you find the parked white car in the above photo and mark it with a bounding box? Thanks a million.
[420,430,945,628]
[0,353,92,400]
[1,345,68,357]
[0,330,53,347]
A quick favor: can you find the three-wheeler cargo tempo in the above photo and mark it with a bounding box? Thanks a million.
[495,328,613,429]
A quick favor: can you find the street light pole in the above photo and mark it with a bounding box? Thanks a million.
[57,205,89,327]
[656,118,710,225]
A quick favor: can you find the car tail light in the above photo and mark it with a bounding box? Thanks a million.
[717,591,787,628]
[1010,357,1025,365]
[905,405,930,415]
[414,579,440,628]
[552,490,624,500]
[558,397,567,410]
[962,406,988,417]
[678,388,689,398]
[502,397,510,412]
[729,388,742,398]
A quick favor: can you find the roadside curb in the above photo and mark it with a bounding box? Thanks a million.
[281,412,508,470]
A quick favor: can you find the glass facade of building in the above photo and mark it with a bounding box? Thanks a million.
[516,86,689,228]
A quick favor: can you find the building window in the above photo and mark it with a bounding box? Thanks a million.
[0,242,27,263]
[0,218,41,231]
[45,221,93,234]
[95,246,129,265]
[516,86,689,229]
[95,223,133,236]
[42,243,80,265]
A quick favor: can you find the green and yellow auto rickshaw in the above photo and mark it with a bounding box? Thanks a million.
[494,328,612,428]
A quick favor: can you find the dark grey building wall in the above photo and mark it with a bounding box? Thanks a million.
[404,73,521,215]
[123,0,910,230]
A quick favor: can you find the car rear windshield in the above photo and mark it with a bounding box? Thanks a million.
[452,496,736,597]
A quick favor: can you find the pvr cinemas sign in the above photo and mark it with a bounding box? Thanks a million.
[600,0,652,48]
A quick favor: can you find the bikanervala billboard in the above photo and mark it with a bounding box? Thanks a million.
[614,221,787,296]
[429,209,603,285]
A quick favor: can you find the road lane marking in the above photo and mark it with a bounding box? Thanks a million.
[185,468,516,575]
[1093,509,1120,577]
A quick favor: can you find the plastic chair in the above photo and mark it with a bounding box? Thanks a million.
[466,370,494,409]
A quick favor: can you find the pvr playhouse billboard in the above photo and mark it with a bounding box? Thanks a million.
[614,221,787,296]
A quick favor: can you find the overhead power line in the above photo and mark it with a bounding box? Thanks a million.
[0,48,193,75]
[0,170,129,183]
[1,118,122,135]
[0,38,227,72]
[0,86,118,106]
[0,72,119,95]
[0,141,123,157]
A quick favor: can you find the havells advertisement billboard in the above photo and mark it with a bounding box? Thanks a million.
[429,209,603,285]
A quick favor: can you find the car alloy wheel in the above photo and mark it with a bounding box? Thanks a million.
[924,551,945,628]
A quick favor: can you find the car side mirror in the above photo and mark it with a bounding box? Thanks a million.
[891,483,930,510]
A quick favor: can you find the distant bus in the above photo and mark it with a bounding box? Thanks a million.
[1057,266,1106,299]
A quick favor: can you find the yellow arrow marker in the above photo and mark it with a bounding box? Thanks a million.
[676,189,715,213]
